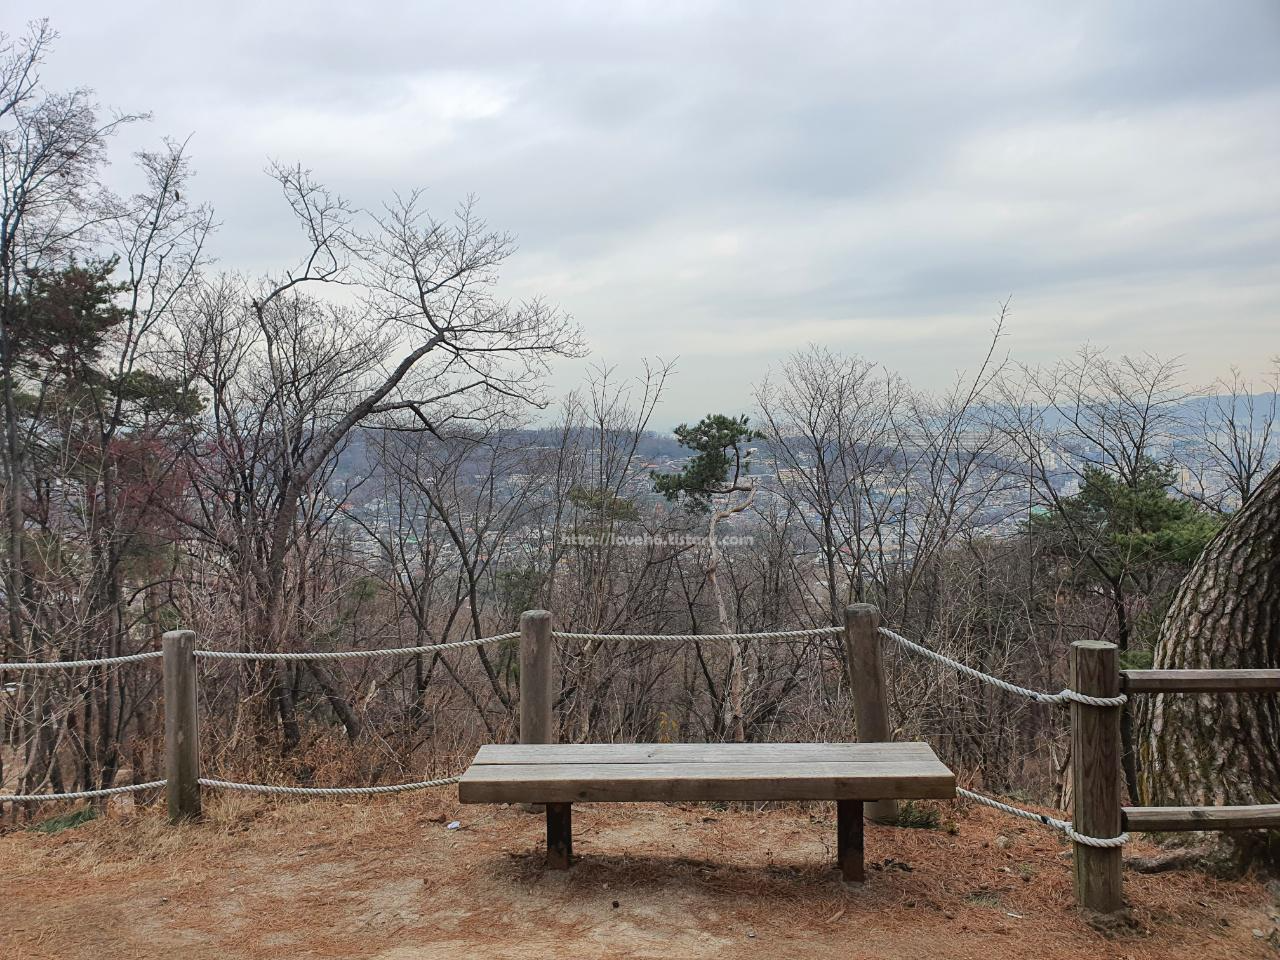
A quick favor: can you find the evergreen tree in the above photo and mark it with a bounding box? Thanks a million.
[1030,457,1219,797]
[652,414,762,741]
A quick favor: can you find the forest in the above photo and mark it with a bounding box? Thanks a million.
[2,20,1278,839]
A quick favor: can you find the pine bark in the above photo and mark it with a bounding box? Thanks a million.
[1138,462,1280,862]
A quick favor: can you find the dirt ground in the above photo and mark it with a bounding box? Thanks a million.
[2,792,1278,960]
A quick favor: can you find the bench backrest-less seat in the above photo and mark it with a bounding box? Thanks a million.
[458,742,954,803]
[458,741,956,881]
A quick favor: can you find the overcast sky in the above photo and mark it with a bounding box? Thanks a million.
[10,1,1280,422]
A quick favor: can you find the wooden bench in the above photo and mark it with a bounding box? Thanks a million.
[457,742,956,881]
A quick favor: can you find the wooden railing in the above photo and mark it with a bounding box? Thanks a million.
[1034,650,1278,913]
[1121,669,1280,693]
[829,610,1280,916]
[1118,666,1280,839]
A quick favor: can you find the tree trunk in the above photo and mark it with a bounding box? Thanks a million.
[706,490,750,744]
[1108,582,1140,803]
[307,661,362,741]
[2,338,26,653]
[1137,462,1280,867]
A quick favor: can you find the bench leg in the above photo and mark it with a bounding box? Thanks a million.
[837,799,864,882]
[546,802,572,869]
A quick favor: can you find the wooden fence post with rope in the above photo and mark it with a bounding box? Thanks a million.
[11,613,1280,924]
[845,603,899,825]
[163,629,201,822]
[519,610,555,748]
[1070,640,1124,913]
[518,609,555,814]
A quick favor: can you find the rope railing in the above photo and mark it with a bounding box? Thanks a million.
[0,626,843,672]
[957,787,1128,848]
[0,776,1125,850]
[0,765,1123,850]
[0,616,1129,857]
[198,774,462,796]
[0,650,163,671]
[193,632,519,662]
[552,626,842,642]
[1,774,464,803]
[0,780,167,803]
[877,626,1128,708]
[0,635,519,672]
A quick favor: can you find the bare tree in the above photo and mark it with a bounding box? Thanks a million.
[177,169,580,749]
[551,362,674,740]
[997,348,1190,653]
[1184,361,1279,512]
[0,21,142,654]
[997,348,1201,800]
[0,28,206,797]
[755,346,903,624]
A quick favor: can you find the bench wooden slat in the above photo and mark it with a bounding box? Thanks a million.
[458,742,957,878]
[459,758,955,804]
[472,742,937,765]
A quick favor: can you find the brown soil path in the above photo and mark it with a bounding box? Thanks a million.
[2,794,1277,959]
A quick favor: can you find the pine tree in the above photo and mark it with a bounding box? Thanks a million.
[1138,461,1280,869]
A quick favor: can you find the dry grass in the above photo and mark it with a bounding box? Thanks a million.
[2,793,1278,959]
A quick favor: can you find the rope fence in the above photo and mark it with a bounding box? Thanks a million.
[956,787,1128,848]
[0,780,167,803]
[192,632,520,662]
[877,626,1128,708]
[0,650,163,671]
[552,626,842,642]
[0,626,839,672]
[0,615,1130,867]
[198,774,462,796]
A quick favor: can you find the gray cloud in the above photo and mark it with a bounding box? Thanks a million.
[9,0,1279,421]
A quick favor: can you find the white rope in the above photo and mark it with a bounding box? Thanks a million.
[553,626,843,642]
[0,650,163,672]
[198,774,461,795]
[878,627,1127,708]
[957,787,1128,848]
[0,780,167,803]
[193,632,519,662]
[3,626,841,668]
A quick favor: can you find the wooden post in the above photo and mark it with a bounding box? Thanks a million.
[163,630,201,822]
[836,799,865,882]
[520,609,554,746]
[1070,640,1124,914]
[845,604,898,824]
[546,802,572,869]
[519,610,554,815]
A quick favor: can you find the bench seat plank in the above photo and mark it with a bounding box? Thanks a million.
[472,742,938,765]
[458,743,955,804]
